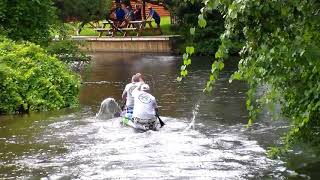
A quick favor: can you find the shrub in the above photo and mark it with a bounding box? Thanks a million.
[0,37,80,114]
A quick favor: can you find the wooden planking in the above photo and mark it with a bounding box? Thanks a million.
[73,36,178,53]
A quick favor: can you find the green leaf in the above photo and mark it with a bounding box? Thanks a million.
[190,27,195,35]
[232,72,242,80]
[215,48,223,59]
[228,3,237,19]
[206,0,219,9]
[183,53,188,60]
[181,70,188,76]
[218,61,224,70]
[210,74,215,81]
[189,47,195,55]
[186,47,190,54]
[245,119,253,128]
[177,77,182,82]
[211,61,218,71]
[198,15,207,28]
[181,65,186,71]
[186,46,195,55]
[205,81,213,91]
[187,59,192,65]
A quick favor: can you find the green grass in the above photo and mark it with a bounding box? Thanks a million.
[74,16,174,36]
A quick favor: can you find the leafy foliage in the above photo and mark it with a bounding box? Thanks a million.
[167,0,224,55]
[0,38,81,114]
[47,20,92,68]
[46,38,91,64]
[54,0,112,23]
[179,0,320,153]
[0,0,56,44]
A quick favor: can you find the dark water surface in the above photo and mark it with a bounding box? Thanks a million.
[0,52,309,179]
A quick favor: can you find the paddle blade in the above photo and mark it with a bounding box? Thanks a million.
[156,113,165,127]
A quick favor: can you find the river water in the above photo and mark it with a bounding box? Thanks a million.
[0,52,309,179]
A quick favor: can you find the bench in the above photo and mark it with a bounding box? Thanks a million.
[122,27,139,36]
[94,27,138,37]
[93,28,113,37]
[121,28,138,31]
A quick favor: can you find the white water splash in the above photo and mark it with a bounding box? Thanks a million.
[185,103,200,131]
[14,116,284,179]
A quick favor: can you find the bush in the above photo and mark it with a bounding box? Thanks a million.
[0,37,80,114]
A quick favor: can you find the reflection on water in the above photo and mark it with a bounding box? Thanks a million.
[0,52,299,179]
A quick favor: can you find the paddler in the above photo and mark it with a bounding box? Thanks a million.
[132,83,160,131]
[122,73,144,121]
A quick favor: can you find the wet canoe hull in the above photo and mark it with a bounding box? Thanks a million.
[121,117,137,128]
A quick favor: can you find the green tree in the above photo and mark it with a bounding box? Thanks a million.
[0,0,56,44]
[180,0,320,154]
[54,0,111,22]
[167,0,225,55]
[54,0,112,34]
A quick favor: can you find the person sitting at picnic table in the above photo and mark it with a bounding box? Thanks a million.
[125,4,135,21]
[146,6,162,34]
[107,4,128,28]
[133,4,142,21]
[121,3,129,16]
[107,3,129,36]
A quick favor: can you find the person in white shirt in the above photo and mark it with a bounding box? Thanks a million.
[132,83,160,131]
[122,73,144,121]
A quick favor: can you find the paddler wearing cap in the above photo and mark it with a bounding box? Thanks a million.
[131,82,160,131]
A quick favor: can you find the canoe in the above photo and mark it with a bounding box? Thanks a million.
[120,109,164,132]
[121,116,137,129]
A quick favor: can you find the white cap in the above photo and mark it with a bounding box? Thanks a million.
[141,84,150,91]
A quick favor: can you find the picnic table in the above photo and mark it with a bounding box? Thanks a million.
[124,20,153,36]
[94,20,154,37]
[94,21,114,37]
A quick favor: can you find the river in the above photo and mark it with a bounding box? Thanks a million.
[0,52,312,179]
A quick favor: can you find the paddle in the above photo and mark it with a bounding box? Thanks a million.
[156,113,165,127]
[120,103,126,111]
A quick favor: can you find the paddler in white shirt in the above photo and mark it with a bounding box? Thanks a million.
[132,83,160,131]
[122,73,144,121]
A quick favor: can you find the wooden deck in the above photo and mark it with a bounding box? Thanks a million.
[72,35,180,53]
